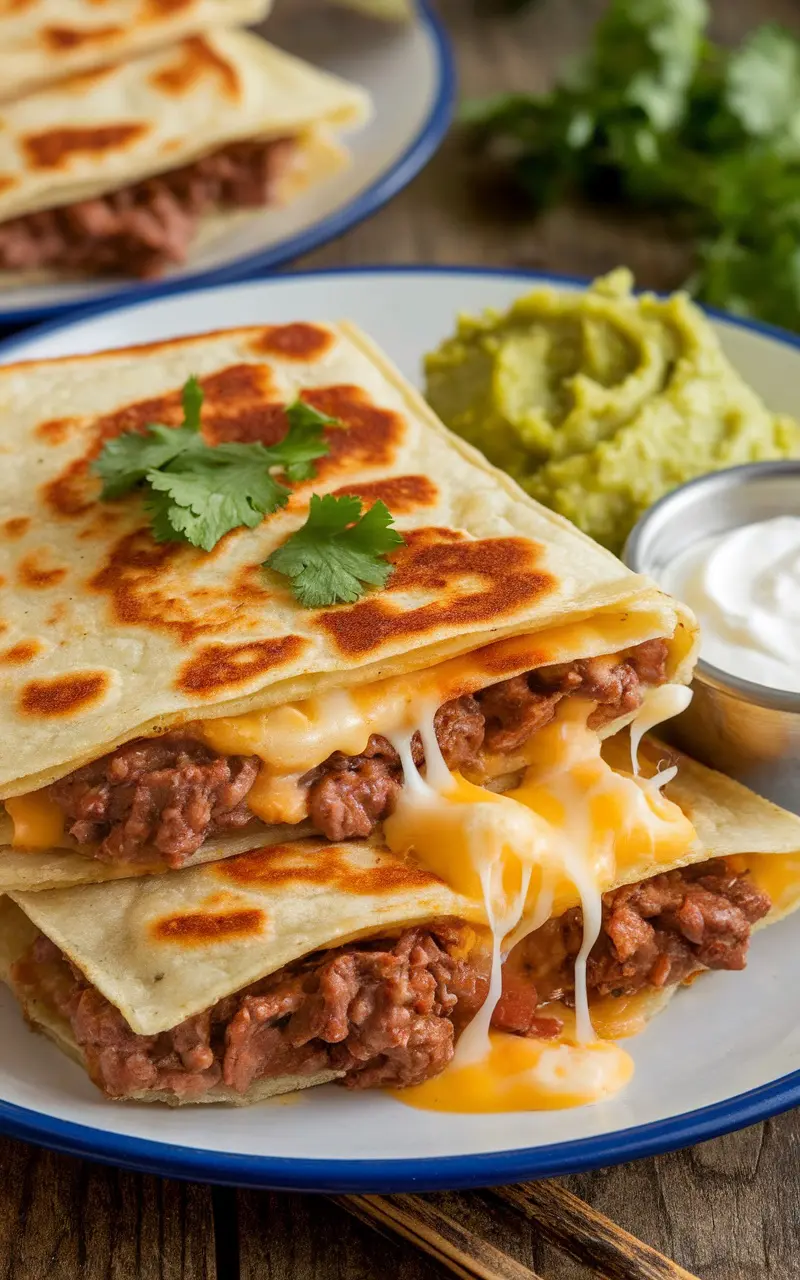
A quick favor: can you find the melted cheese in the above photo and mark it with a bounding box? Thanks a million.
[392,1033,633,1112]
[385,688,697,1113]
[199,624,675,822]
[5,792,65,850]
[732,852,800,918]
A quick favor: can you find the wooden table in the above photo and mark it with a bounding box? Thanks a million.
[3,2,800,1277]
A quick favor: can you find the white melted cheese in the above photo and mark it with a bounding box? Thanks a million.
[384,686,697,1113]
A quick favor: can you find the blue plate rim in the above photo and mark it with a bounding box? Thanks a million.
[2,263,800,360]
[1,262,799,1190]
[1,1069,798,1191]
[0,0,456,327]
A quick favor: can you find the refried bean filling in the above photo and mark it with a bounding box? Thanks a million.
[11,860,770,1101]
[43,639,670,868]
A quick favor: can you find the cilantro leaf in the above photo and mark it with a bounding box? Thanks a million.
[146,458,290,552]
[264,494,405,607]
[93,378,341,550]
[274,400,339,482]
[93,421,203,499]
[181,375,204,432]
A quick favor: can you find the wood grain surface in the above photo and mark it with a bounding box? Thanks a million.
[3,2,800,1278]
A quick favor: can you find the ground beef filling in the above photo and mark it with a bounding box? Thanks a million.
[45,639,669,866]
[497,860,772,1031]
[48,737,260,869]
[13,862,770,1102]
[0,137,297,279]
[13,923,490,1100]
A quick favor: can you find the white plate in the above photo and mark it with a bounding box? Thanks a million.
[0,4,453,327]
[2,267,800,1192]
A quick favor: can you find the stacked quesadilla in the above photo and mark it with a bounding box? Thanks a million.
[0,29,370,280]
[1,318,797,1107]
[2,741,799,1104]
[0,0,273,101]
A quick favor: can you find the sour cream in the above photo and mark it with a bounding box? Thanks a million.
[661,516,800,693]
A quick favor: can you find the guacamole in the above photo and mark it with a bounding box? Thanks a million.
[424,269,800,554]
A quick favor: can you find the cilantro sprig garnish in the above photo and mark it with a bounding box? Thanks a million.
[93,378,338,552]
[264,493,405,607]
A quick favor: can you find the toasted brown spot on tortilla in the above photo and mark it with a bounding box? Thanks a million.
[332,474,438,513]
[141,0,192,17]
[42,459,97,518]
[199,364,282,444]
[23,123,147,170]
[151,907,266,944]
[252,324,334,361]
[300,385,404,480]
[214,844,440,896]
[88,527,277,641]
[77,510,124,541]
[320,530,555,657]
[46,603,68,627]
[0,174,16,195]
[150,36,240,101]
[19,670,108,717]
[35,417,77,445]
[42,24,122,49]
[3,517,30,539]
[61,65,117,93]
[177,636,306,696]
[1,640,41,664]
[17,550,68,589]
[476,642,549,677]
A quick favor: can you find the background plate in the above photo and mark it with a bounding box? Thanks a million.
[1,267,800,1191]
[0,3,454,326]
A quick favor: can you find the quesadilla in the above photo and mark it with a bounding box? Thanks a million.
[0,0,273,102]
[3,736,799,1107]
[0,30,370,280]
[0,319,697,892]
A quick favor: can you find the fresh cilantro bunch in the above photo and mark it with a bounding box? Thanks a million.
[93,378,338,552]
[463,2,800,331]
[265,493,404,606]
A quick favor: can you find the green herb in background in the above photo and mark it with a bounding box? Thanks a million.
[462,0,800,331]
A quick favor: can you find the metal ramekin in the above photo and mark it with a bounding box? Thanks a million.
[624,461,800,814]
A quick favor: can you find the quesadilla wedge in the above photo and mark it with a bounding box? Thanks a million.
[0,30,370,280]
[3,737,799,1108]
[0,0,272,102]
[0,319,697,892]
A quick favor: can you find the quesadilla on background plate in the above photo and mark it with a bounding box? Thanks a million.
[0,30,370,280]
[0,319,697,893]
[3,737,799,1108]
[0,0,272,102]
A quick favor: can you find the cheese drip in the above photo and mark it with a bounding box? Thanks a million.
[385,690,697,1113]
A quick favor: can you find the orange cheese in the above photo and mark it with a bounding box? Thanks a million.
[393,1032,634,1113]
[5,791,65,850]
